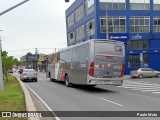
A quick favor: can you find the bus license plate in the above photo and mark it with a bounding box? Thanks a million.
[104,81,112,84]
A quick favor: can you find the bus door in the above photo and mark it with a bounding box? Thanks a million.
[94,41,124,79]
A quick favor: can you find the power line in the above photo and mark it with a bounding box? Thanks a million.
[7,47,62,52]
[7,48,35,52]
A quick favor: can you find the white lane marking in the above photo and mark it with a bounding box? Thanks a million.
[123,82,160,86]
[120,86,160,89]
[141,89,160,92]
[125,80,158,84]
[152,92,160,94]
[100,98,123,107]
[25,84,60,120]
[118,85,160,89]
[132,87,160,90]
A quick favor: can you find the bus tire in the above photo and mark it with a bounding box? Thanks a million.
[65,75,71,87]
[49,72,55,82]
[50,78,56,82]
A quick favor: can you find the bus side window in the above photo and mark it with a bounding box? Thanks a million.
[60,51,65,63]
[80,44,89,61]
[72,47,80,62]
[65,49,72,63]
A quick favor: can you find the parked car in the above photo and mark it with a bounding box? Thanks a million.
[20,69,37,82]
[130,68,160,79]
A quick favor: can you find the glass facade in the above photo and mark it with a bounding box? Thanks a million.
[67,12,74,28]
[154,0,160,10]
[99,0,126,10]
[128,54,149,68]
[130,16,150,32]
[86,18,95,36]
[85,0,94,15]
[100,16,126,33]
[76,25,84,41]
[130,0,150,10]
[153,16,160,32]
[75,4,84,22]
[68,31,74,45]
[127,39,149,50]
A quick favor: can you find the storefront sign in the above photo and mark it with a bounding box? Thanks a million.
[109,33,128,42]
[132,34,143,39]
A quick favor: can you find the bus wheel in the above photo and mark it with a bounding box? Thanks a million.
[50,78,55,82]
[65,75,71,87]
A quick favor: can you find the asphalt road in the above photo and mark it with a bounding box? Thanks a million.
[15,73,160,120]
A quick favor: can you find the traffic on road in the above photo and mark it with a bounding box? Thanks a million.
[13,72,160,120]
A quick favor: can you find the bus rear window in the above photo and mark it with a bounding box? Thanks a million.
[95,42,123,55]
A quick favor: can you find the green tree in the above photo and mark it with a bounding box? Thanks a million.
[2,51,22,81]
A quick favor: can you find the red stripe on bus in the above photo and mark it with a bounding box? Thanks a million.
[61,64,66,80]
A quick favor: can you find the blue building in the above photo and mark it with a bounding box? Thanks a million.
[65,0,160,74]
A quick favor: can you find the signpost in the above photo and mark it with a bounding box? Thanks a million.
[0,31,4,91]
[140,53,143,67]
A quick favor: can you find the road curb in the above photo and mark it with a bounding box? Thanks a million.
[11,74,40,120]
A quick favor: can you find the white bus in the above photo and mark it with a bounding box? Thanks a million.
[46,39,125,87]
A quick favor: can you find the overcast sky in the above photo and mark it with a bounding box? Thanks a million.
[0,0,75,60]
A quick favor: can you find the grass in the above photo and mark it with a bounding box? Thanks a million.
[0,74,26,120]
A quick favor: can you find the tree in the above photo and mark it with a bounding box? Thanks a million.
[2,51,22,81]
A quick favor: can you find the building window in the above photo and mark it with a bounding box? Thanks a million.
[154,0,160,10]
[128,54,149,68]
[153,16,160,32]
[68,31,74,45]
[99,0,126,10]
[75,4,84,22]
[86,18,95,36]
[130,0,150,10]
[100,16,126,33]
[85,0,94,15]
[67,12,74,28]
[130,16,150,32]
[76,25,84,41]
[127,39,149,50]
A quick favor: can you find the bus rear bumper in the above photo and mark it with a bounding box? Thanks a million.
[88,77,123,86]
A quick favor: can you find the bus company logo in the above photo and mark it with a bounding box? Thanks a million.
[2,112,11,117]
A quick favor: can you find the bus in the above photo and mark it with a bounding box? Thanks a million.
[46,39,125,87]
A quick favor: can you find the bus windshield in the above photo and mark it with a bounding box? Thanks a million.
[94,41,123,56]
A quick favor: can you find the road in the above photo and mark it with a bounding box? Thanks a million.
[15,73,160,120]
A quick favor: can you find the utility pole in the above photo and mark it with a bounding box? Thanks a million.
[106,4,109,40]
[0,30,4,91]
[35,48,38,71]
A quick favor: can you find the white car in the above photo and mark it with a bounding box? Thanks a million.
[20,69,37,82]
[130,68,160,78]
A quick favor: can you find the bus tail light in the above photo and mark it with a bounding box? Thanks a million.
[89,61,94,77]
[120,64,125,77]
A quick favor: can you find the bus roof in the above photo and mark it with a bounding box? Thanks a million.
[48,39,124,56]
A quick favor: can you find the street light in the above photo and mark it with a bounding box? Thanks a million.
[0,30,4,91]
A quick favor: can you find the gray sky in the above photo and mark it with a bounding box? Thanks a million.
[0,0,75,60]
